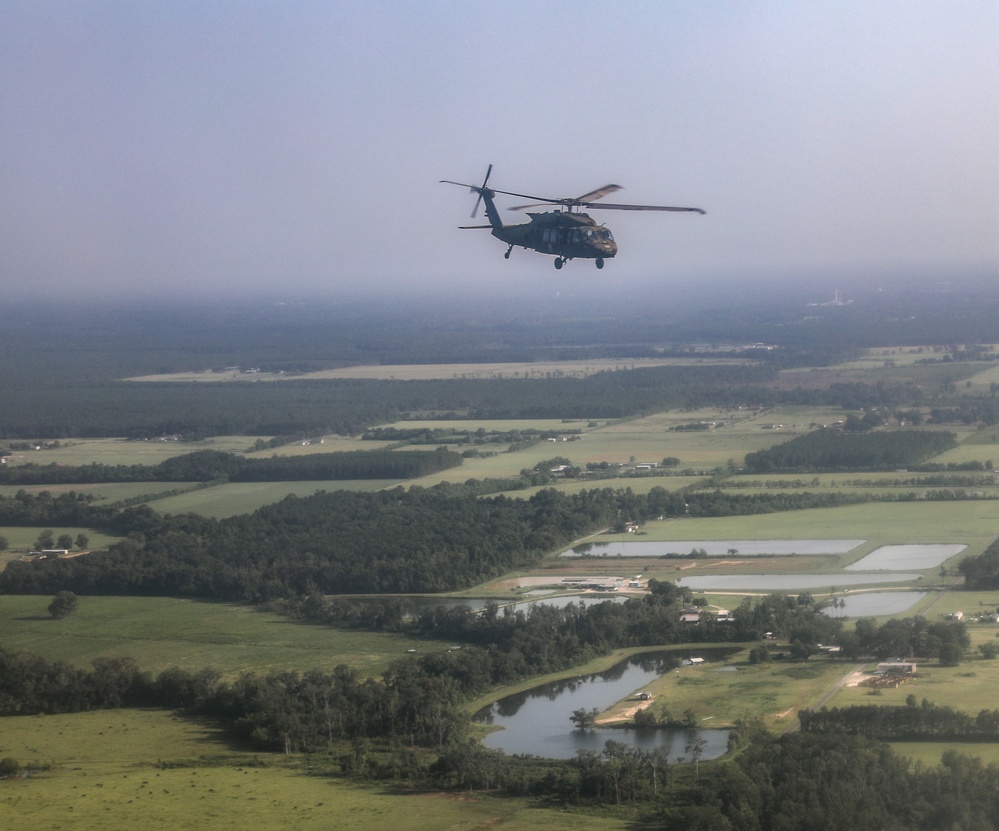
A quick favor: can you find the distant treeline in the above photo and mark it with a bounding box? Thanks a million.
[744,428,957,472]
[0,364,778,438]
[1,368,969,442]
[800,702,999,741]
[0,448,462,486]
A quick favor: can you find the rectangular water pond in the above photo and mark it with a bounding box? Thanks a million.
[677,573,923,591]
[845,544,966,571]
[821,591,926,617]
[560,539,866,558]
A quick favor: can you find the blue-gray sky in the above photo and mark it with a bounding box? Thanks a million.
[2,1,997,302]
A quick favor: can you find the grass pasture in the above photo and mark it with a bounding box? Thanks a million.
[149,479,397,518]
[0,709,626,831]
[598,650,852,732]
[1,436,260,468]
[822,647,999,716]
[0,481,206,505]
[0,596,442,678]
[890,741,999,767]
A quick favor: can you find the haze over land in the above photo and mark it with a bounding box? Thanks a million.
[1,1,996,304]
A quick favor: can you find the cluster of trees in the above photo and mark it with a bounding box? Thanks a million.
[959,537,999,589]
[744,428,957,472]
[0,487,625,599]
[0,490,118,528]
[0,447,463,486]
[836,616,970,663]
[276,587,840,692]
[801,700,999,741]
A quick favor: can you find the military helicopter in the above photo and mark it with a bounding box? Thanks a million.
[441,165,704,269]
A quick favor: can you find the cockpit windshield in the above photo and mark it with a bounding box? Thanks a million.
[582,228,614,242]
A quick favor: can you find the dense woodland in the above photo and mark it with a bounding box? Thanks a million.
[800,702,999,741]
[0,447,463,486]
[743,428,958,472]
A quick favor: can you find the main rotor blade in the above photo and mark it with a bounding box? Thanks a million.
[581,202,706,214]
[573,184,622,203]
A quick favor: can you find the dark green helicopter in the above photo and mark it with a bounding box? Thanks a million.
[441,165,704,269]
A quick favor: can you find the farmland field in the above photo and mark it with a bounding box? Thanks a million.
[0,709,626,831]
[0,596,443,678]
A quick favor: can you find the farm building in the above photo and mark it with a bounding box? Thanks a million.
[877,661,917,675]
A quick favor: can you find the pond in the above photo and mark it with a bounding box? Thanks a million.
[677,573,923,591]
[560,539,865,558]
[506,594,628,613]
[845,544,966,571]
[821,591,927,618]
[474,651,731,760]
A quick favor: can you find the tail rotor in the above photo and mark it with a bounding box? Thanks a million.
[470,164,493,218]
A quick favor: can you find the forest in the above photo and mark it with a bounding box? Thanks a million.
[743,428,958,472]
[0,447,463,486]
[800,701,999,741]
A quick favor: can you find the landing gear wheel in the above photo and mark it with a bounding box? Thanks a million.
[504,245,513,260]
[554,258,563,270]
[596,258,604,269]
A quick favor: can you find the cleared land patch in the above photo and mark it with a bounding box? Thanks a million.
[124,357,751,383]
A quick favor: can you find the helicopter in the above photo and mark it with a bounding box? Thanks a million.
[441,165,704,269]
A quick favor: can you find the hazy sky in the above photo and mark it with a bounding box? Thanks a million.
[2,1,997,303]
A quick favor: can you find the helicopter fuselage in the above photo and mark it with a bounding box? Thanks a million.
[478,187,616,268]
[495,211,616,262]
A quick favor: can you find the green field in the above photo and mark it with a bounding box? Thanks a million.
[0,596,444,678]
[1,436,260,467]
[606,501,999,556]
[0,709,626,831]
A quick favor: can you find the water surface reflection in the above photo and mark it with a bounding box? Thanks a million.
[475,651,730,760]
